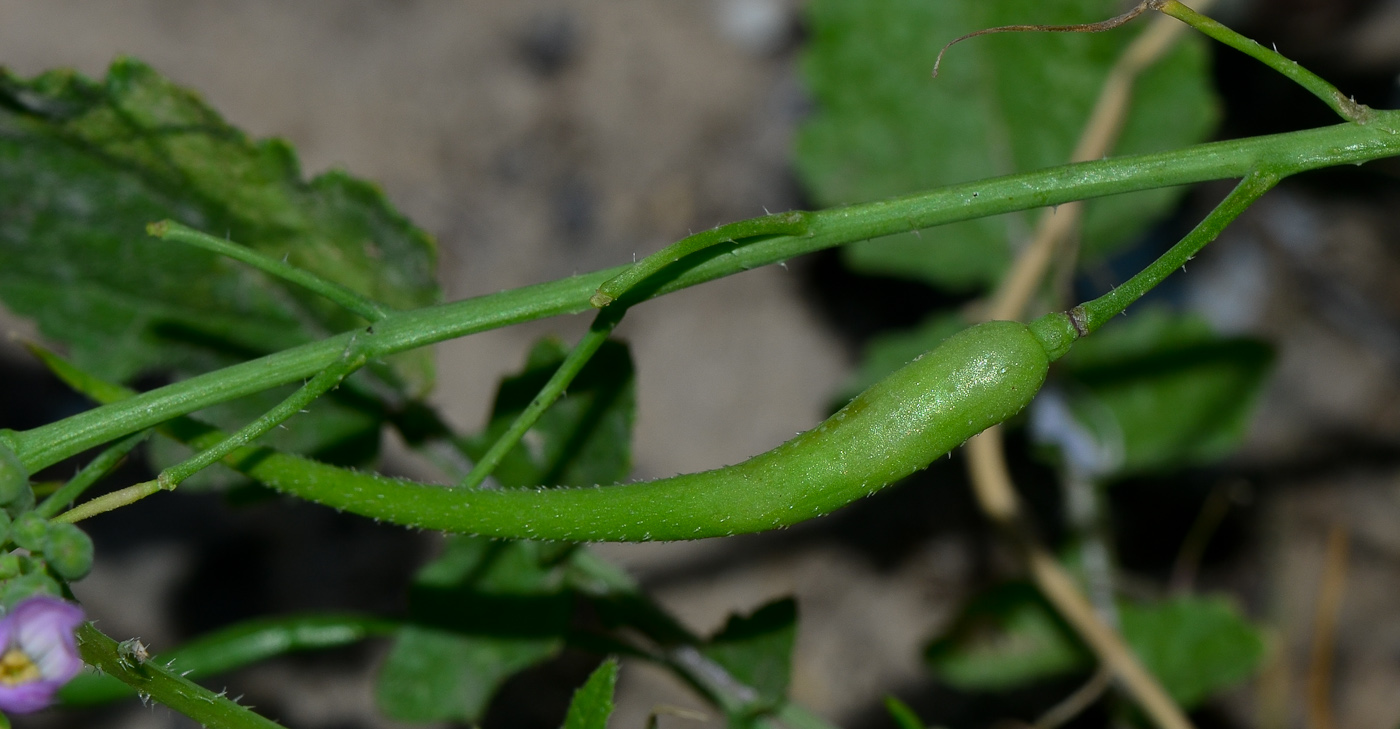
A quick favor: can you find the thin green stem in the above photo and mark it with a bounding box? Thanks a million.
[158,345,368,489]
[75,623,289,729]
[148,220,394,322]
[11,117,1400,473]
[1158,0,1370,122]
[62,613,398,706]
[33,430,149,519]
[1072,168,1279,335]
[51,481,161,524]
[591,211,810,307]
[459,308,625,489]
[54,345,367,523]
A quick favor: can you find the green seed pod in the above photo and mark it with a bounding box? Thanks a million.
[43,522,95,581]
[0,442,28,508]
[258,320,1056,541]
[9,513,49,553]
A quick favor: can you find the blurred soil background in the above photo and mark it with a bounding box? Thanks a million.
[3,0,1400,728]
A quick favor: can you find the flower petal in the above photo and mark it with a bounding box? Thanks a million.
[0,596,85,713]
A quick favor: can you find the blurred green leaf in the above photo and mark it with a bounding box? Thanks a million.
[0,58,438,393]
[1059,308,1273,475]
[562,659,619,729]
[925,582,1090,691]
[1120,596,1265,708]
[926,583,1264,708]
[375,538,573,723]
[883,695,926,729]
[796,0,1217,291]
[702,598,798,714]
[463,337,636,488]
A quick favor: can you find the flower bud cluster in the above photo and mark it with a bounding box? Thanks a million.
[0,444,90,715]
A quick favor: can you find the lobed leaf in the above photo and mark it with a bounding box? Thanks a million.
[701,598,799,714]
[0,59,438,392]
[375,538,573,723]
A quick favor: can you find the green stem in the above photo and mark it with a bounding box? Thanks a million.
[62,613,398,706]
[590,211,810,307]
[1158,0,1370,122]
[158,346,368,489]
[148,220,393,322]
[33,430,149,519]
[459,307,625,489]
[11,117,1400,473]
[54,347,367,522]
[1071,168,1279,335]
[51,480,161,524]
[75,623,289,729]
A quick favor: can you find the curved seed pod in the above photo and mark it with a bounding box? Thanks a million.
[253,319,1061,542]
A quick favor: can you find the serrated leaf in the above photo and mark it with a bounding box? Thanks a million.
[562,659,619,729]
[463,337,636,488]
[796,0,1218,290]
[700,598,798,713]
[0,59,438,393]
[925,582,1090,691]
[1120,596,1264,708]
[375,538,573,723]
[1058,308,1273,475]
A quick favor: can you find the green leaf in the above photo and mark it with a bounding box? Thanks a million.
[883,695,926,729]
[1120,595,1265,708]
[562,659,619,729]
[1058,308,1273,475]
[925,583,1265,708]
[700,598,798,713]
[463,337,636,488]
[925,582,1091,691]
[796,0,1218,290]
[375,537,573,723]
[0,59,438,393]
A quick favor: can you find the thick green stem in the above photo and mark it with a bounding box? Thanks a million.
[590,211,809,307]
[1159,0,1370,122]
[10,117,1400,473]
[148,220,393,322]
[459,308,625,489]
[1071,169,1279,335]
[75,623,289,729]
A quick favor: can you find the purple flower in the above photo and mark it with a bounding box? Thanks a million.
[0,596,84,714]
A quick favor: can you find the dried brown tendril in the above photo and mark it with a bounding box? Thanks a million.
[932,0,1166,78]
